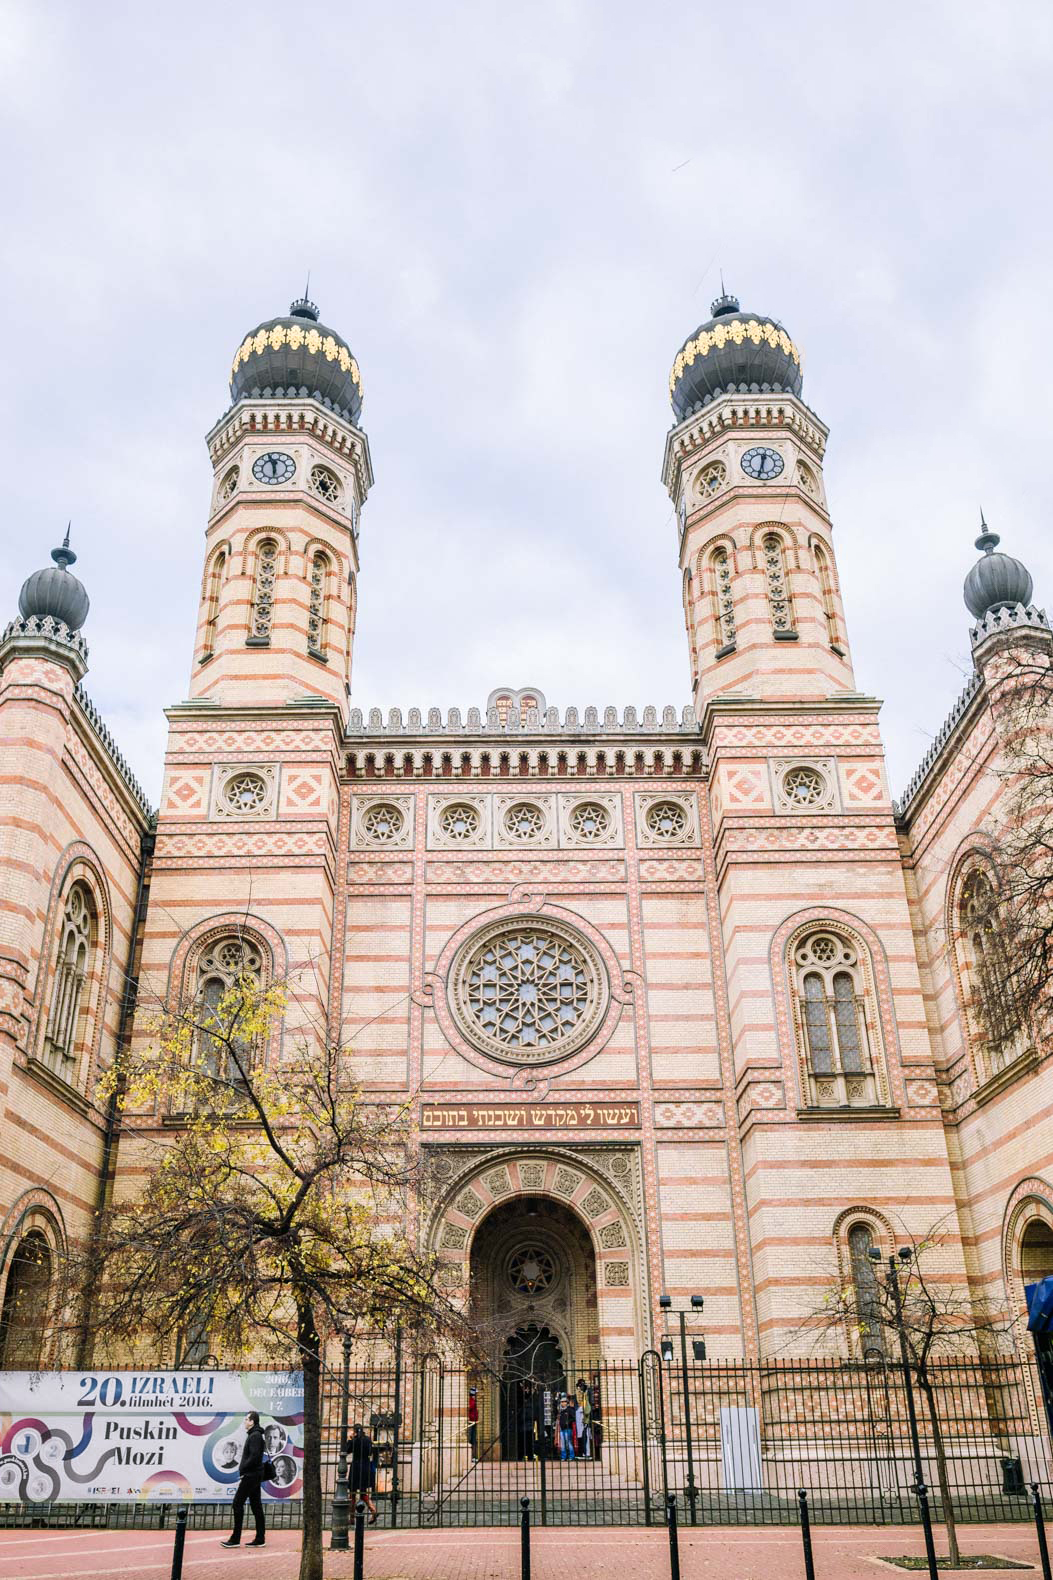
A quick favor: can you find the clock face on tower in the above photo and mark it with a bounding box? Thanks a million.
[740,446,784,481]
[252,451,296,485]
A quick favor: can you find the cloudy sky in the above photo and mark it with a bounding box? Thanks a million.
[1,1,1050,803]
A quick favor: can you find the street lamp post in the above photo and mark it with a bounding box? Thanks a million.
[869,1247,939,1580]
[660,1294,704,1527]
[330,1334,353,1551]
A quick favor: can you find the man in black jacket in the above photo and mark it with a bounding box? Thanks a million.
[221,1411,268,1548]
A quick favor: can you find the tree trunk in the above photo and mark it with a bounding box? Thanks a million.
[919,1373,961,1566]
[297,1294,324,1580]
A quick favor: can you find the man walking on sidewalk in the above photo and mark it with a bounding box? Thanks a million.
[221,1411,267,1548]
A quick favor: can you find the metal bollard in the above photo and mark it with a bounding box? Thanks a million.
[797,1490,815,1580]
[914,1477,939,1580]
[666,1492,681,1580]
[353,1499,366,1580]
[170,1503,188,1580]
[521,1496,531,1580]
[1032,1483,1052,1580]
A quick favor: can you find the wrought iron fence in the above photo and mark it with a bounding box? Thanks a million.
[3,1351,1050,1529]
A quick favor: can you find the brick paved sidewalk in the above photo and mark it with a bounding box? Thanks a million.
[0,1523,1045,1580]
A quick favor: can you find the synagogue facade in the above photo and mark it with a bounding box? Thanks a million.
[1,289,1050,1373]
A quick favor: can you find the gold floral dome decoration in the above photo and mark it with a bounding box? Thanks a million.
[229,297,363,425]
[669,290,802,422]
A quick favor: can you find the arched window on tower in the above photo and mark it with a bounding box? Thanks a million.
[792,930,882,1108]
[813,542,841,650]
[846,1222,886,1359]
[248,538,278,644]
[202,550,225,659]
[193,935,264,1090]
[307,551,330,657]
[0,1232,52,1369]
[711,547,737,654]
[958,869,1021,1078]
[762,532,796,638]
[42,881,95,1080]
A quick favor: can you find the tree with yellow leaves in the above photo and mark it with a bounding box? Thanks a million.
[78,945,466,1580]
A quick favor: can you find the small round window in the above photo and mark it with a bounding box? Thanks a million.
[308,465,341,503]
[569,802,611,841]
[646,800,688,840]
[440,803,480,841]
[223,772,268,814]
[362,802,405,843]
[503,802,545,841]
[782,766,826,807]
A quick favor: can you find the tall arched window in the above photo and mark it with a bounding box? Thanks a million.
[847,1222,886,1359]
[249,538,278,643]
[813,542,840,648]
[307,551,330,656]
[959,869,1019,1076]
[202,550,225,658]
[0,1233,52,1369]
[194,935,264,1087]
[711,547,736,653]
[793,930,880,1107]
[762,532,796,637]
[42,882,95,1078]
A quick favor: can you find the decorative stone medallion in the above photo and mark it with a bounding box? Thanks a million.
[211,763,278,820]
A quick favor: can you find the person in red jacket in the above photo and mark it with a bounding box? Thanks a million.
[467,1387,478,1459]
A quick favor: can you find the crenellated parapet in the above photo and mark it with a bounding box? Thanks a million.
[969,601,1050,649]
[346,703,698,736]
[0,613,89,677]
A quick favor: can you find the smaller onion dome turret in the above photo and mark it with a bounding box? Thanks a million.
[669,290,803,422]
[229,297,363,425]
[18,527,90,632]
[963,516,1034,619]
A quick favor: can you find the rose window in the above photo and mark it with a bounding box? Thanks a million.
[796,934,853,969]
[362,802,404,843]
[507,1245,558,1295]
[503,802,544,841]
[569,802,610,841]
[224,772,268,814]
[783,767,826,807]
[440,803,480,841]
[450,918,608,1063]
[646,800,688,840]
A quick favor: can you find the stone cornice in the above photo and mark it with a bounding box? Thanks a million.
[698,691,882,748]
[347,702,699,737]
[205,396,374,499]
[662,391,829,495]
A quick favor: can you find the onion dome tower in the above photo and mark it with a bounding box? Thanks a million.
[963,517,1034,618]
[190,292,373,715]
[669,291,803,422]
[229,296,363,426]
[18,527,90,632]
[662,285,854,707]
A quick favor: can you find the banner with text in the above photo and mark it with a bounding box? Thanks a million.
[0,1370,303,1504]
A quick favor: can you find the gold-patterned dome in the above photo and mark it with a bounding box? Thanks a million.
[669,291,802,422]
[229,298,363,425]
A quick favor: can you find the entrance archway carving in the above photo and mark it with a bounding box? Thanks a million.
[426,1147,645,1360]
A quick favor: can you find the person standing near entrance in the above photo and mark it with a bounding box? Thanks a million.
[346,1422,378,1523]
[467,1387,478,1460]
[221,1411,267,1548]
[557,1395,576,1460]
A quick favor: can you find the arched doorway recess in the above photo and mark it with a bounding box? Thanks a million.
[470,1196,598,1460]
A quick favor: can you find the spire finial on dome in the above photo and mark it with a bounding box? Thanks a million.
[289,282,320,322]
[975,508,1000,555]
[710,282,740,319]
[51,521,77,570]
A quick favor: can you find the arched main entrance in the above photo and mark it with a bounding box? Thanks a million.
[470,1196,599,1459]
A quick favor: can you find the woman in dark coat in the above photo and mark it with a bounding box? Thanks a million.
[345,1422,378,1523]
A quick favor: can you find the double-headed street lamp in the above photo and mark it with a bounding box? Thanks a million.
[659,1293,705,1526]
[868,1245,939,1580]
